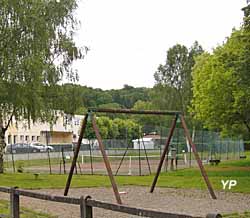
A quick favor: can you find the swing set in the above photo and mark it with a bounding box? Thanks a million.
[64,108,217,204]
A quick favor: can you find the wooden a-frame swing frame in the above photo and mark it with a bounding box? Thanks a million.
[64,108,217,204]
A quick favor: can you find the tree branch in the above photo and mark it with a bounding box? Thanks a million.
[3,110,15,132]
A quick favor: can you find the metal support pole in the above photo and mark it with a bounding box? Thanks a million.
[64,114,89,196]
[138,133,141,176]
[80,196,93,218]
[150,115,177,193]
[88,140,94,175]
[61,147,66,174]
[11,144,15,173]
[180,115,217,199]
[75,157,78,175]
[226,143,229,160]
[115,144,129,176]
[46,131,52,174]
[91,115,122,204]
[165,152,169,172]
[141,132,151,174]
[77,161,82,175]
[59,161,62,174]
[176,128,179,170]
[47,149,52,174]
[10,187,19,218]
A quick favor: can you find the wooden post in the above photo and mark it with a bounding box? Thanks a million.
[10,187,19,218]
[91,115,122,204]
[80,196,93,218]
[180,115,217,199]
[150,115,177,193]
[64,114,89,196]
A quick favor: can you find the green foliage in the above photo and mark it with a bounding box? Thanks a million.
[60,84,86,115]
[0,0,84,123]
[84,116,140,140]
[108,85,150,109]
[113,118,141,141]
[53,84,150,114]
[131,100,165,130]
[153,41,203,114]
[191,28,250,139]
[0,154,250,193]
[0,0,85,173]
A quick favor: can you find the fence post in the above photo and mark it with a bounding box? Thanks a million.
[80,196,93,218]
[10,187,20,218]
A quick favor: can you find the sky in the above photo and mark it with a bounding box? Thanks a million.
[73,0,247,90]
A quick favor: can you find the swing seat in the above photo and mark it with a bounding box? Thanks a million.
[209,159,220,165]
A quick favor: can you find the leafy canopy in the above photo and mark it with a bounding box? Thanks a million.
[153,42,203,114]
[191,27,250,138]
[0,0,84,125]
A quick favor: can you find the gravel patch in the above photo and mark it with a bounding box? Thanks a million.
[0,187,250,217]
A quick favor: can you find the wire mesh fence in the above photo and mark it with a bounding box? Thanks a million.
[3,128,245,175]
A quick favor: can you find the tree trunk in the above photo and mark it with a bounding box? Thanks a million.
[0,125,6,173]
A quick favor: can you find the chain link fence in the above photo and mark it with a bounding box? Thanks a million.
[3,127,245,175]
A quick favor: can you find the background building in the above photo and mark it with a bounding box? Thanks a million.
[5,113,84,145]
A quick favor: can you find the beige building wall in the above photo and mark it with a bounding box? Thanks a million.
[5,113,85,145]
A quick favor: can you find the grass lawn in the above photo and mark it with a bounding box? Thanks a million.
[223,212,250,218]
[0,153,249,218]
[0,152,249,193]
[0,199,56,218]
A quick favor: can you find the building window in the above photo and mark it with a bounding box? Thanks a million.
[64,115,72,125]
[14,135,17,144]
[25,135,29,143]
[20,135,24,142]
[37,136,40,142]
[32,136,36,142]
[8,135,12,145]
[74,119,80,126]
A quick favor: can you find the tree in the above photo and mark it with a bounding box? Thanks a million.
[0,0,85,173]
[84,116,118,140]
[108,85,150,109]
[191,26,250,138]
[154,42,203,114]
[60,84,86,115]
[113,118,141,142]
[132,100,162,128]
[84,116,139,143]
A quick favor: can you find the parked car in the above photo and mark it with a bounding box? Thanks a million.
[29,142,54,152]
[5,143,41,153]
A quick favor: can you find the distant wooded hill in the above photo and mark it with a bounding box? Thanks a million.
[60,84,151,114]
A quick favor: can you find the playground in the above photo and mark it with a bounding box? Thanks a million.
[1,109,249,217]
[0,153,250,218]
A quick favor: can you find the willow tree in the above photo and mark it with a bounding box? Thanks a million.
[0,0,85,173]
